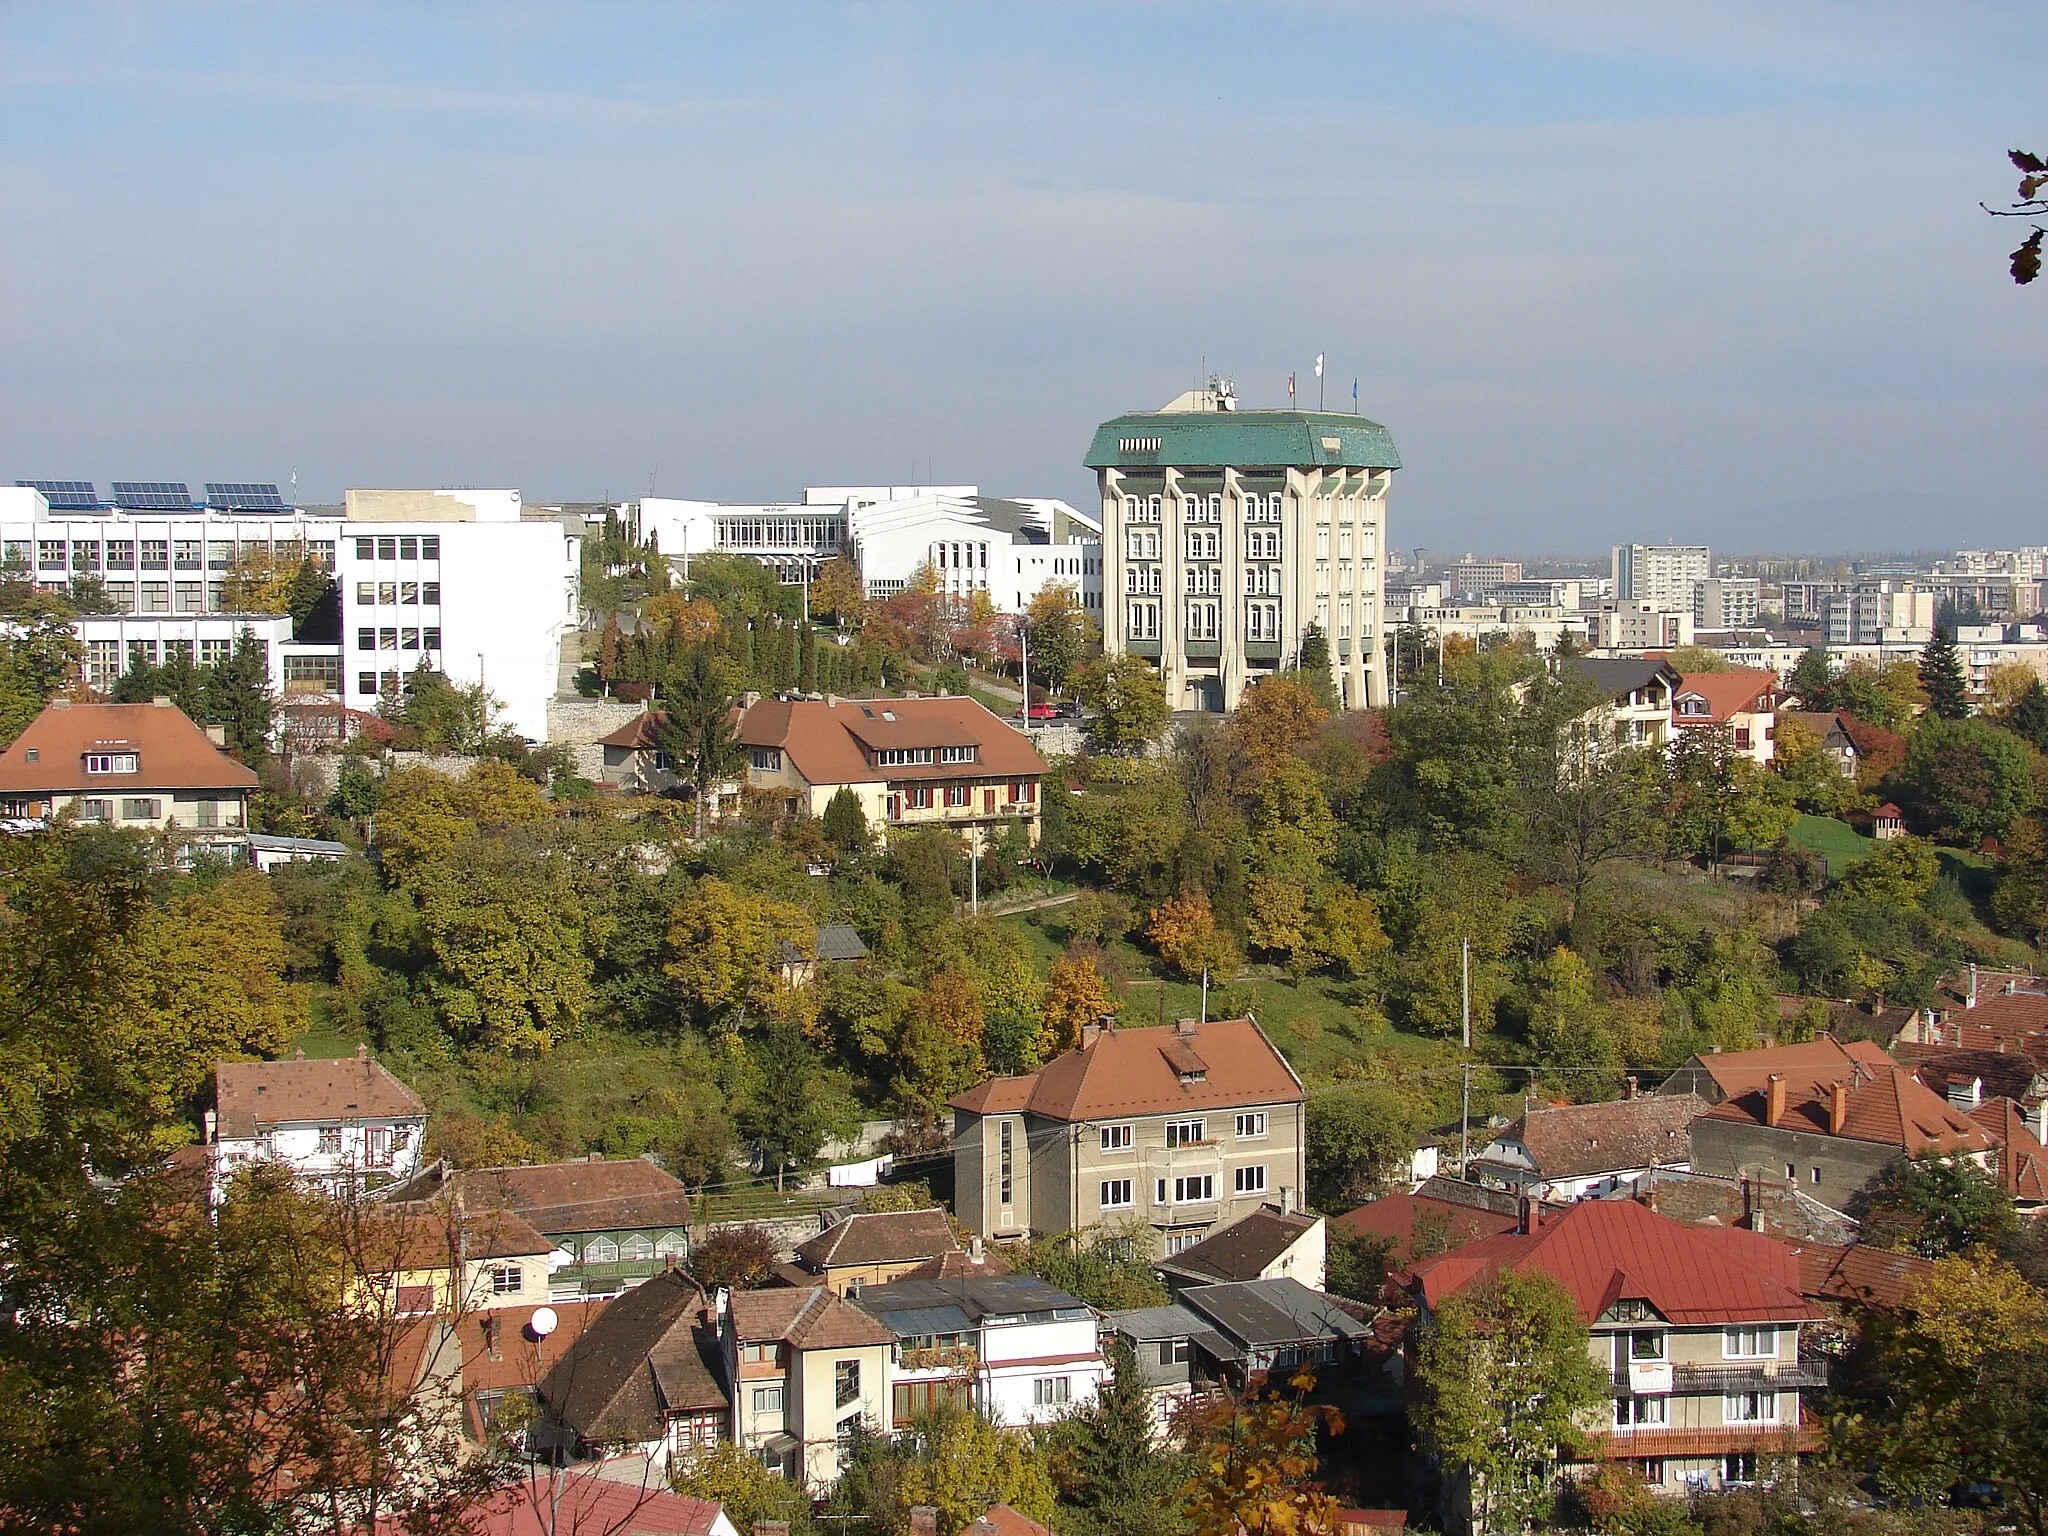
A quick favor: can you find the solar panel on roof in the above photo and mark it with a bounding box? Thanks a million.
[19,480,100,510]
[204,482,288,510]
[111,481,194,511]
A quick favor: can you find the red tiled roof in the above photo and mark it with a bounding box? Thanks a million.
[1408,1199,1820,1327]
[1782,1242,1936,1310]
[1970,1097,2048,1201]
[735,695,1046,787]
[959,1507,1053,1536]
[1672,669,1778,725]
[0,699,259,795]
[1924,992,2048,1064]
[1479,1095,1706,1181]
[363,1208,554,1272]
[376,1474,730,1536]
[458,1299,608,1399]
[1668,1037,1894,1103]
[213,1049,424,1138]
[595,710,666,750]
[728,1285,895,1350]
[950,1018,1303,1122]
[1901,1047,2045,1108]
[1702,1063,1997,1156]
[1333,1192,1520,1267]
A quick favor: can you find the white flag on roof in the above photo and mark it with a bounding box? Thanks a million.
[1314,353,1324,378]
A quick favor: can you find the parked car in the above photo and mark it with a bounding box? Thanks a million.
[1053,700,1082,719]
[1014,701,1059,721]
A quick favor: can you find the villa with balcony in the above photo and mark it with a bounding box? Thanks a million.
[1407,1198,1823,1521]
[733,694,1047,849]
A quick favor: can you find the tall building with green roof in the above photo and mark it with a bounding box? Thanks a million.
[1085,383,1398,713]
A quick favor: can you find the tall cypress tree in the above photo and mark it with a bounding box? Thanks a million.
[1056,1338,1190,1536]
[1919,626,1970,721]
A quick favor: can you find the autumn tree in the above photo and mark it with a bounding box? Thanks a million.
[1229,676,1327,778]
[674,1443,817,1534]
[1992,149,2048,284]
[833,1406,1058,1536]
[689,1223,779,1290]
[1145,891,1240,982]
[640,590,723,646]
[1413,1270,1608,1536]
[219,545,303,614]
[809,557,867,627]
[1526,945,1619,1101]
[1081,653,1170,752]
[1040,948,1116,1059]
[1025,581,1094,693]
[1833,1253,2048,1535]
[1179,1372,1346,1536]
[663,876,815,1025]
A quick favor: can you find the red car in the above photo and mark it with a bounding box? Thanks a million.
[1014,701,1059,721]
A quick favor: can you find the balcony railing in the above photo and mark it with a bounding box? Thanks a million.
[1610,1360,1829,1396]
[899,1344,978,1374]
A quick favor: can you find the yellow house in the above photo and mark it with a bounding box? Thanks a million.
[358,1207,556,1317]
[724,1285,895,1492]
[734,694,1048,850]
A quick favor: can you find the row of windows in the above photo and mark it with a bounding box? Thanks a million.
[1620,1327,1779,1363]
[356,580,442,606]
[353,535,441,561]
[83,752,139,774]
[10,538,335,571]
[355,627,443,651]
[714,516,844,550]
[1098,1112,1266,1152]
[72,796,238,828]
[1098,1166,1267,1210]
[934,541,988,570]
[1120,494,1290,522]
[573,1231,687,1264]
[1184,566,1222,596]
[1124,598,1299,643]
[894,781,1033,809]
[64,581,253,614]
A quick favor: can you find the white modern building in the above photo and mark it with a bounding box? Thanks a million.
[0,483,579,742]
[1612,544,1712,608]
[1693,576,1761,630]
[634,485,1102,617]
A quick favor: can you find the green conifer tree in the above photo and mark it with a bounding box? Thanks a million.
[1919,627,1970,721]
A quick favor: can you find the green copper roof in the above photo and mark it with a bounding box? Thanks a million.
[1084,408,1400,472]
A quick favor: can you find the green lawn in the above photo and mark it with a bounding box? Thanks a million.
[1788,814,1872,870]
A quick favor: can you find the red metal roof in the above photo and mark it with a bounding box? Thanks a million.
[1408,1199,1819,1326]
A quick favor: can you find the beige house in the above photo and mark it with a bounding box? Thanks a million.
[724,1285,895,1491]
[0,696,256,846]
[734,694,1047,849]
[951,1017,1307,1260]
[1561,657,1680,755]
[792,1208,963,1296]
[1409,1199,1823,1520]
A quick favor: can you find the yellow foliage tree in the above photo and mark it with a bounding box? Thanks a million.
[1230,677,1327,778]
[1983,660,2042,717]
[1146,892,1241,982]
[1180,1372,1347,1536]
[219,545,304,614]
[372,762,552,886]
[663,876,816,1022]
[810,557,868,624]
[640,591,722,645]
[1246,876,1313,967]
[1040,950,1115,1058]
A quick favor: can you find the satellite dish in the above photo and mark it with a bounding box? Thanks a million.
[529,1306,559,1339]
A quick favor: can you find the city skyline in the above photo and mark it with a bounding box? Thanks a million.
[2,2,2041,551]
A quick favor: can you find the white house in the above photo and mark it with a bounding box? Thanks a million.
[855,1273,1106,1430]
[206,1046,428,1204]
[1467,1094,1707,1203]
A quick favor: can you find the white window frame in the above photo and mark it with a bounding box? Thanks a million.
[1723,1326,1776,1359]
[1033,1376,1071,1407]
[1165,1119,1206,1147]
[752,1386,784,1414]
[1614,1394,1668,1428]
[1173,1174,1215,1204]
[1233,1164,1267,1195]
[1235,1112,1268,1139]
[1099,1178,1134,1209]
[1724,1391,1778,1424]
[1099,1124,1133,1151]
[489,1265,524,1296]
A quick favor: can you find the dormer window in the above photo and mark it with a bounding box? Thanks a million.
[84,753,138,774]
[938,745,976,764]
[875,747,934,766]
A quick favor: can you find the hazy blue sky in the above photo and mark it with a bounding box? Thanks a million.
[1,2,2040,552]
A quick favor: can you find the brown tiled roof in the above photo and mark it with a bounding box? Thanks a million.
[796,1208,959,1271]
[1479,1095,1706,1181]
[1921,991,2048,1065]
[537,1271,724,1444]
[950,1018,1303,1122]
[1159,1205,1319,1285]
[1701,1063,1998,1156]
[362,1208,554,1273]
[1664,1036,1895,1104]
[1784,1242,1936,1310]
[0,699,259,795]
[1901,1047,2044,1108]
[594,710,666,750]
[1971,1097,2048,1201]
[906,1248,1015,1280]
[1333,1190,1520,1268]
[1672,669,1778,724]
[1409,1199,1820,1327]
[457,1299,608,1401]
[213,1050,425,1138]
[454,1159,694,1238]
[379,1475,731,1536]
[728,1285,895,1351]
[735,695,1047,788]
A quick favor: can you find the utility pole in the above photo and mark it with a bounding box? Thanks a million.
[1461,936,1471,1049]
[1460,936,1472,1176]
[1020,621,1030,722]
[970,834,979,915]
[1200,968,1208,1024]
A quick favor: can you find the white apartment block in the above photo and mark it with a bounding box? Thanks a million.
[1693,576,1761,630]
[1613,544,1711,608]
[635,486,1103,617]
[1586,600,1695,651]
[1821,582,1936,647]
[0,484,578,743]
[1088,383,1399,713]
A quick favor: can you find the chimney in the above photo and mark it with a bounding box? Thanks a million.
[152,694,172,707]
[1081,1022,1101,1049]
[969,1235,984,1263]
[1828,1081,1848,1135]
[2032,1101,2048,1143]
[294,1046,305,1060]
[1740,1175,1754,1228]
[1765,1074,1786,1128]
[588,1151,603,1162]
[1519,1195,1540,1235]
[204,725,227,747]
[356,1043,369,1061]
[1277,1185,1293,1215]
[1624,1075,1639,1100]
[1176,1018,1198,1039]
[908,1509,940,1536]
[203,1108,217,1144]
[1968,963,1979,1008]
[49,695,70,708]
